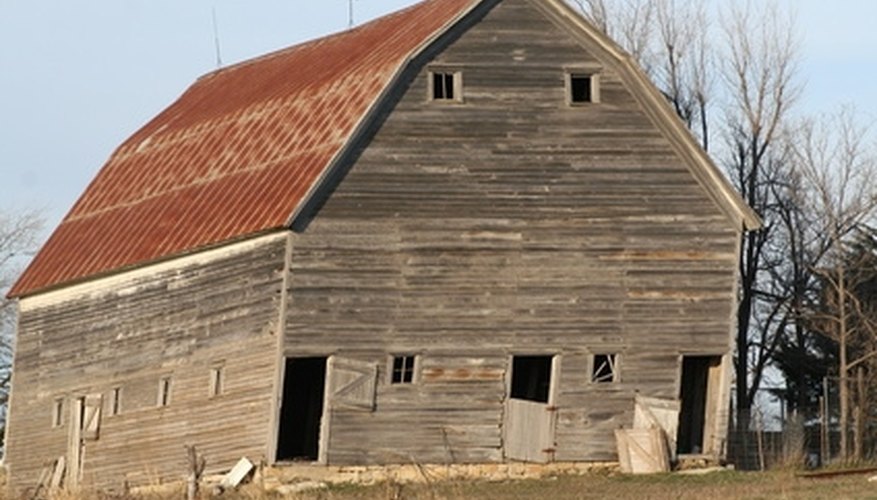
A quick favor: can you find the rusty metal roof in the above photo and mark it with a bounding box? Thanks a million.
[11,0,479,297]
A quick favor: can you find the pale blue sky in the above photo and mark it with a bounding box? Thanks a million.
[1,0,875,243]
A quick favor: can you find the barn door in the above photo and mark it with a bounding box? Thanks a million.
[328,357,378,411]
[504,355,558,463]
[320,356,378,464]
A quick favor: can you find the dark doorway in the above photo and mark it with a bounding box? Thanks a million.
[677,356,722,455]
[510,356,553,403]
[276,357,327,462]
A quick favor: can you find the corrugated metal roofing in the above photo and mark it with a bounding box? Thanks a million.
[10,0,479,297]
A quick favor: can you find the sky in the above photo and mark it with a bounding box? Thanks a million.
[1,0,876,245]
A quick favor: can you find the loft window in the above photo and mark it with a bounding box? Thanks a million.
[568,73,600,104]
[591,354,619,383]
[391,355,417,384]
[110,387,122,416]
[430,71,461,102]
[209,366,224,397]
[52,398,64,428]
[158,377,172,407]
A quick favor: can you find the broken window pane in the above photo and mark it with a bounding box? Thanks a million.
[592,354,618,383]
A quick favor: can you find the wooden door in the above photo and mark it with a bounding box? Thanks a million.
[318,356,378,464]
[504,355,558,463]
[67,397,84,488]
[504,399,557,463]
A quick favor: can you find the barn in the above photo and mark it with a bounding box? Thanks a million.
[5,0,759,492]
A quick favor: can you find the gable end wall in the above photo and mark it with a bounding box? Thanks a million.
[283,0,740,464]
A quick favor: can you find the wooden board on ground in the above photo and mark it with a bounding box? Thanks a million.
[220,457,254,489]
[615,428,670,474]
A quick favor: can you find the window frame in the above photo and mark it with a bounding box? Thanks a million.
[590,353,620,384]
[388,354,420,385]
[428,69,464,103]
[566,71,601,105]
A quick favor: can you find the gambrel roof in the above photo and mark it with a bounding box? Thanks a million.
[10,0,759,298]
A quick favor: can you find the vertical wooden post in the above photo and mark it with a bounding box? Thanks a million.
[838,269,849,461]
[855,367,865,461]
[822,376,831,465]
[819,396,827,466]
[67,397,84,489]
[755,412,766,471]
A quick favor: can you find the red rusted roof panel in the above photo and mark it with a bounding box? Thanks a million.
[11,0,478,297]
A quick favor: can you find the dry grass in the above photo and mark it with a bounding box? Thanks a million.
[296,470,877,500]
[15,470,877,500]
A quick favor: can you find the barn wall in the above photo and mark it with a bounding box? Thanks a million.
[6,233,287,492]
[284,0,739,464]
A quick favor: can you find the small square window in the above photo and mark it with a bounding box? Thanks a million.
[591,354,618,383]
[391,355,417,384]
[430,71,461,102]
[568,73,600,104]
[52,398,64,428]
[209,366,224,397]
[110,387,122,416]
[158,377,172,407]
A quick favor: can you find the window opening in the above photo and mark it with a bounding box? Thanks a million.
[52,398,64,427]
[432,72,455,100]
[158,377,171,407]
[391,355,416,384]
[568,73,599,104]
[510,356,553,403]
[591,354,618,383]
[210,366,224,397]
[110,387,121,416]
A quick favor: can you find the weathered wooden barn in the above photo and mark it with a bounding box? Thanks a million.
[5,0,760,492]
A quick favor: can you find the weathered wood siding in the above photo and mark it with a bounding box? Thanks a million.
[285,0,739,464]
[6,234,287,491]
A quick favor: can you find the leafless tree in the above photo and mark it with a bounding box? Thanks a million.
[573,0,656,69]
[0,208,43,445]
[720,1,802,434]
[789,109,877,460]
[653,0,712,149]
